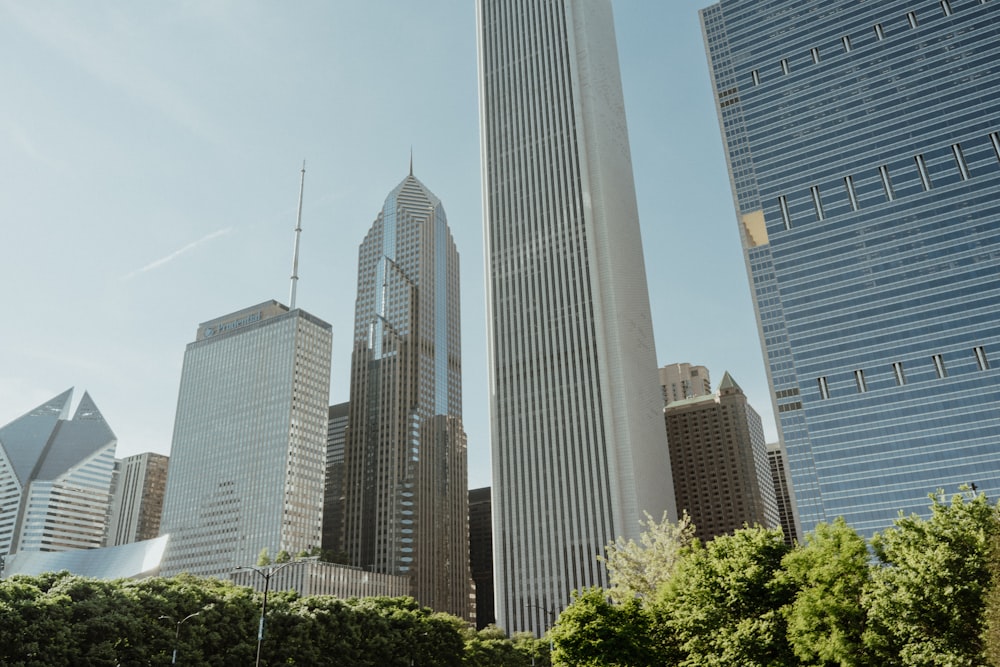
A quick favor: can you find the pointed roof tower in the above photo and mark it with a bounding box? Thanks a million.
[0,389,74,485]
[718,371,743,396]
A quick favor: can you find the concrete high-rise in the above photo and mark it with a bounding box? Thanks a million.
[468,487,495,630]
[341,169,472,621]
[477,0,674,634]
[105,452,169,547]
[660,363,712,405]
[664,372,779,541]
[322,402,349,558]
[0,390,116,558]
[702,0,1000,537]
[767,442,799,545]
[160,301,331,577]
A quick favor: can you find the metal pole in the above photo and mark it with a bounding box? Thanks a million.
[289,161,305,309]
[237,559,303,667]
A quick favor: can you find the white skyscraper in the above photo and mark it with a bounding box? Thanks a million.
[160,301,332,577]
[477,0,674,634]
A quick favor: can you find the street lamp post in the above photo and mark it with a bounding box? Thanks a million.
[525,604,557,665]
[237,560,307,667]
[159,611,201,665]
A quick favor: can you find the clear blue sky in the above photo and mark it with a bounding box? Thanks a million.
[0,1,772,490]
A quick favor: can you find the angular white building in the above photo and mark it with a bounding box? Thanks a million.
[476,0,674,634]
[159,301,332,577]
[0,389,117,558]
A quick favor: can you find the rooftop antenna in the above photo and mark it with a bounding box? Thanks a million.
[409,146,413,176]
[289,160,305,309]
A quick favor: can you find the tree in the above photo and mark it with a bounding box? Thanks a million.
[274,549,291,564]
[984,529,1000,666]
[658,526,795,667]
[863,489,999,667]
[550,588,656,667]
[600,511,695,604]
[781,517,873,666]
[257,548,271,566]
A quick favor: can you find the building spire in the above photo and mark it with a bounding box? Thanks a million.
[409,147,413,176]
[289,160,305,309]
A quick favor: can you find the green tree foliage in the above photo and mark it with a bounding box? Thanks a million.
[600,511,695,604]
[984,529,1000,666]
[257,548,271,566]
[463,627,547,667]
[550,588,655,667]
[864,489,999,667]
[780,517,873,667]
[274,549,292,564]
[658,526,795,667]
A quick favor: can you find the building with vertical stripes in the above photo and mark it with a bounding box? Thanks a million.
[341,169,473,621]
[477,0,674,634]
[159,301,331,577]
[702,0,1000,537]
[767,442,799,545]
[105,452,169,547]
[469,486,495,630]
[322,401,349,558]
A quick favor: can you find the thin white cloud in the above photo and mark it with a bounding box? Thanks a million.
[122,227,233,281]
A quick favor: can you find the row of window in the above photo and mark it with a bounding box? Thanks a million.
[750,0,987,86]
[777,132,1000,229]
[817,346,990,398]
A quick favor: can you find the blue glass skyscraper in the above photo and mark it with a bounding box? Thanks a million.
[702,0,1000,537]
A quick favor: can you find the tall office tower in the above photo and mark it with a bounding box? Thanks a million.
[477,0,674,634]
[160,301,332,577]
[468,487,495,630]
[105,452,169,547]
[0,389,116,558]
[322,402,349,557]
[341,169,472,621]
[767,442,799,546]
[660,363,712,405]
[664,372,779,541]
[702,0,1000,537]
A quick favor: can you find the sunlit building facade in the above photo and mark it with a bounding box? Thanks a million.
[341,170,473,621]
[477,0,674,634]
[702,0,1000,537]
[0,390,116,558]
[665,372,779,541]
[105,452,169,547]
[160,301,331,577]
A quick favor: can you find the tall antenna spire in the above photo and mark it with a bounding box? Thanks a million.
[409,146,413,176]
[289,160,306,309]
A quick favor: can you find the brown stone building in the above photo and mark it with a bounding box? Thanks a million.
[664,372,778,541]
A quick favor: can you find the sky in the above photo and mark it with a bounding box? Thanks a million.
[0,1,773,490]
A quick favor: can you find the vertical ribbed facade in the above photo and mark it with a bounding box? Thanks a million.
[322,402,349,557]
[703,0,1000,537]
[105,452,169,547]
[477,0,674,634]
[342,172,472,621]
[160,301,331,577]
[767,442,799,545]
